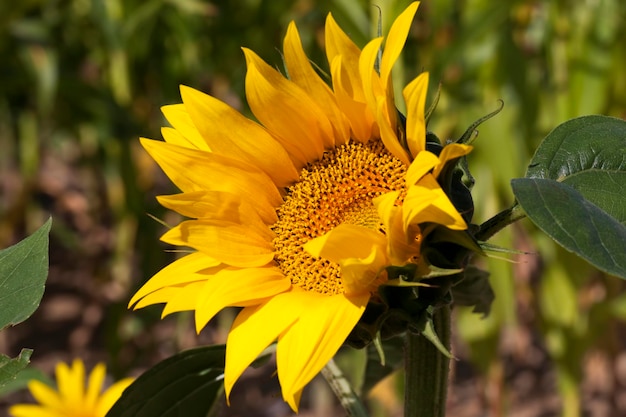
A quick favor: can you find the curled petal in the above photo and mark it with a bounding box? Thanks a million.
[304,224,388,294]
[403,72,429,157]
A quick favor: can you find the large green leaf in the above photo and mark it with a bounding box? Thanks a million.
[0,218,52,330]
[0,349,32,389]
[512,178,626,278]
[106,346,228,417]
[511,115,626,278]
[525,115,626,224]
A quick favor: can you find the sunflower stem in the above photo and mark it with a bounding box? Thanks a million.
[404,305,451,417]
[475,203,526,242]
[322,358,370,417]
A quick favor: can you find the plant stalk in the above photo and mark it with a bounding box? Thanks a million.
[476,203,526,242]
[404,306,451,417]
[322,358,370,417]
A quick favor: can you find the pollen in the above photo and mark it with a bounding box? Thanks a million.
[272,140,407,295]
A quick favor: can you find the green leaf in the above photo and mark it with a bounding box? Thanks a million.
[0,349,32,389]
[513,115,626,278]
[525,115,626,224]
[511,178,626,278]
[0,361,50,396]
[106,346,228,417]
[0,218,52,329]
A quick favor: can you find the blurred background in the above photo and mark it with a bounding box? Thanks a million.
[1,0,625,416]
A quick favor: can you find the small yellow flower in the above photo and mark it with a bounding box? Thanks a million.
[9,359,133,417]
[129,1,471,411]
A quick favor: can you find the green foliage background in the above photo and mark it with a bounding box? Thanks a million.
[1,0,625,415]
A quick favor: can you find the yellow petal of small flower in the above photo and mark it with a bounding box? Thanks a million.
[94,378,134,417]
[10,360,132,417]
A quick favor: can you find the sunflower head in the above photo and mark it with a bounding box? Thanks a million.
[129,1,493,411]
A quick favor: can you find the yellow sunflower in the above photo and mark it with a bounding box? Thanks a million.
[129,1,471,411]
[9,359,133,417]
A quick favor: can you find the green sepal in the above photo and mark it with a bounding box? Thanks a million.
[410,306,453,359]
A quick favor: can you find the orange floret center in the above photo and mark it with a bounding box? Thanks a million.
[272,140,407,295]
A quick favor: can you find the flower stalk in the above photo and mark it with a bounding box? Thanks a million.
[404,305,451,417]
[322,359,370,417]
[476,203,526,242]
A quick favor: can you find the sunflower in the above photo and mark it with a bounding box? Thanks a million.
[129,1,471,411]
[9,359,133,417]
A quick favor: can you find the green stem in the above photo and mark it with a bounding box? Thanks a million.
[476,203,526,242]
[322,358,370,417]
[404,306,451,417]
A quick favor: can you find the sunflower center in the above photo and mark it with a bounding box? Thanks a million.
[271,140,407,295]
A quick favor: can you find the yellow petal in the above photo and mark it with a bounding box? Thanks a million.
[380,2,420,90]
[330,56,373,142]
[403,72,429,157]
[243,48,330,165]
[303,224,388,294]
[224,291,306,400]
[161,281,206,316]
[161,220,275,267]
[129,252,220,308]
[56,360,84,409]
[403,174,467,230]
[157,190,274,240]
[95,377,134,417]
[432,143,473,179]
[325,14,362,90]
[194,266,291,332]
[84,363,105,410]
[283,22,350,145]
[161,127,197,149]
[9,404,61,417]
[376,97,410,165]
[179,85,298,187]
[27,380,64,410]
[276,291,368,411]
[358,37,385,120]
[405,150,439,185]
[161,104,210,151]
[133,286,186,311]
[140,138,281,223]
[374,191,418,264]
